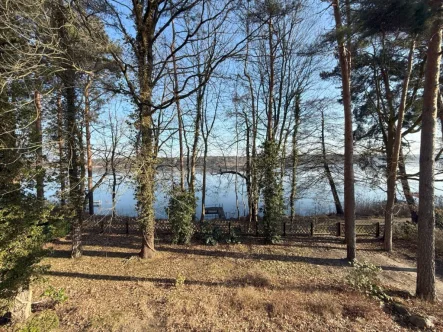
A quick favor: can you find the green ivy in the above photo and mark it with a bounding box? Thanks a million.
[346,259,391,302]
[167,188,196,245]
[258,140,284,244]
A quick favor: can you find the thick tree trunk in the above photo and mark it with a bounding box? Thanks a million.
[133,1,158,259]
[321,109,343,215]
[384,40,415,251]
[84,75,94,215]
[34,91,44,201]
[332,0,356,261]
[138,114,156,259]
[416,9,442,301]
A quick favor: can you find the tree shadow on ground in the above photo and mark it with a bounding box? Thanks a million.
[44,270,347,293]
[47,242,416,273]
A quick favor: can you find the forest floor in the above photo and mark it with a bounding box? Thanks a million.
[10,226,443,331]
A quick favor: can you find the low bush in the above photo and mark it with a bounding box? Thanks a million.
[393,220,443,254]
[200,223,241,245]
[18,310,59,332]
[42,286,68,304]
[346,260,390,302]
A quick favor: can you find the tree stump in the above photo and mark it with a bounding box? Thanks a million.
[11,288,32,322]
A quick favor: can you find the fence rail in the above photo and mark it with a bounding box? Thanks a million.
[84,216,383,238]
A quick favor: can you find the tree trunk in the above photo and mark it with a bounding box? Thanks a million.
[56,93,66,206]
[290,95,301,222]
[133,1,158,259]
[321,109,343,215]
[267,19,274,141]
[11,288,32,323]
[138,113,156,259]
[200,142,208,221]
[189,84,204,197]
[34,91,44,201]
[171,20,185,191]
[332,0,356,261]
[384,40,415,251]
[65,77,83,258]
[398,146,418,222]
[84,75,94,215]
[416,8,442,301]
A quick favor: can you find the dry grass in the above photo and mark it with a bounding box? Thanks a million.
[4,230,443,331]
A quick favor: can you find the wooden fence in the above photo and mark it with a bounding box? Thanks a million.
[84,215,383,238]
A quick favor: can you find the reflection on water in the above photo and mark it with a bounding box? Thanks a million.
[46,158,443,218]
[45,166,428,218]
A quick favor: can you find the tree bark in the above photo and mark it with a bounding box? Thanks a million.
[65,76,84,259]
[398,146,418,222]
[189,81,204,198]
[290,95,301,222]
[416,6,442,301]
[135,2,158,259]
[34,90,44,201]
[84,75,94,215]
[56,93,66,206]
[321,109,343,215]
[267,19,274,141]
[171,19,185,191]
[384,40,415,251]
[11,288,32,323]
[332,0,356,261]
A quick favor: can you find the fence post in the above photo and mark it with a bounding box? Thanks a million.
[126,218,129,235]
[310,221,314,236]
[336,222,341,237]
[283,221,286,237]
[375,222,380,238]
[228,220,231,234]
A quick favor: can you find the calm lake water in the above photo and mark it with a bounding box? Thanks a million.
[44,159,437,218]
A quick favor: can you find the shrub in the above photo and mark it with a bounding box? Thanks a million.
[201,224,224,246]
[393,220,443,255]
[346,260,390,302]
[42,286,68,304]
[200,223,241,245]
[393,221,417,242]
[167,188,196,245]
[435,208,443,229]
[175,273,186,287]
[0,197,56,314]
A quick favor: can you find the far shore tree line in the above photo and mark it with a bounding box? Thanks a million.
[1,0,443,317]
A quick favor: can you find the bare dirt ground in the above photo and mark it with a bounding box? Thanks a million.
[9,231,443,332]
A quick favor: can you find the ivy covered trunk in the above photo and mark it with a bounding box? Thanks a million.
[138,113,156,259]
[261,140,284,243]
